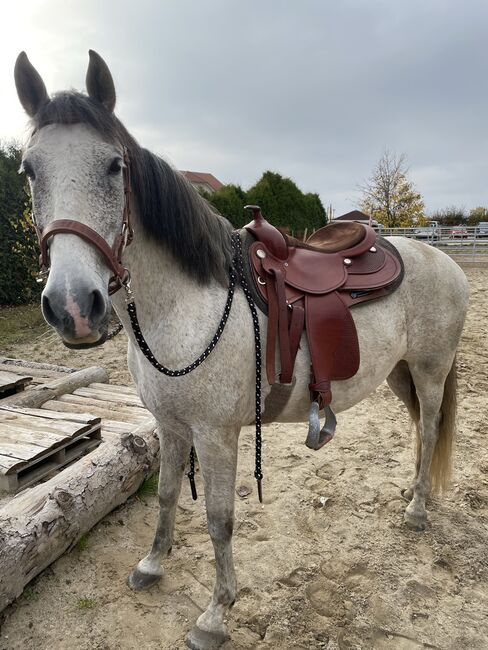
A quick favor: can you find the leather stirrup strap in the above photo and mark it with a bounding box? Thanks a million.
[273,269,294,383]
[286,300,304,382]
[265,272,279,385]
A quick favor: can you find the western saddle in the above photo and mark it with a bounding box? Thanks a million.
[243,205,403,449]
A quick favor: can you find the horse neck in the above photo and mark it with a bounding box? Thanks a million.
[111,214,227,346]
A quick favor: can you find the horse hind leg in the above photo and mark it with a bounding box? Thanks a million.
[128,421,191,590]
[387,360,421,501]
[186,427,239,650]
[403,357,457,530]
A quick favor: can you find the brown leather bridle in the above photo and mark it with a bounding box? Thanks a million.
[33,147,134,295]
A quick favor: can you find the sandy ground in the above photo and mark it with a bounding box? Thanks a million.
[1,267,487,650]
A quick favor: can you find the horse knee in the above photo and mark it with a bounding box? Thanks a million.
[207,509,234,542]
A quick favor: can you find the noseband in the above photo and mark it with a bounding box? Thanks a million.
[33,147,133,295]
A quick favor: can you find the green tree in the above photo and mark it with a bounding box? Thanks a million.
[468,206,488,226]
[201,184,248,228]
[204,170,326,234]
[246,171,325,233]
[0,142,39,305]
[359,151,425,227]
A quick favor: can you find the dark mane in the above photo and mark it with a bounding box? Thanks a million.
[32,92,233,284]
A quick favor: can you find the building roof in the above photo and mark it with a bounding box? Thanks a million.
[335,210,371,222]
[181,171,224,192]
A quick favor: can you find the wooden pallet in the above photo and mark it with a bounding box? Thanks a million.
[0,371,33,399]
[0,406,101,492]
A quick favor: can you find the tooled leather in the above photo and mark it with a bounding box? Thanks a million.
[245,216,404,407]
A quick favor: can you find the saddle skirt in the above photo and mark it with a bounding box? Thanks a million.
[242,206,403,446]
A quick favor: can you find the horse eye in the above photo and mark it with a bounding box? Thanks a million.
[108,158,122,175]
[22,161,36,181]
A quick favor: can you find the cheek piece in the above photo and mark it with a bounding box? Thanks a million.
[32,146,133,295]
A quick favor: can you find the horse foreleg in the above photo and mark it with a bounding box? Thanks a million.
[186,427,239,650]
[128,420,191,590]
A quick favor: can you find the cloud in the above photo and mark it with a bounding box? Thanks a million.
[3,0,487,214]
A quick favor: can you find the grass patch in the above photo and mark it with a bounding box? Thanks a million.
[23,587,39,602]
[136,473,159,500]
[0,303,47,347]
[76,534,90,551]
[76,597,97,609]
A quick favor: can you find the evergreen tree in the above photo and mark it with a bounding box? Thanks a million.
[246,171,325,233]
[201,184,248,228]
[204,170,326,234]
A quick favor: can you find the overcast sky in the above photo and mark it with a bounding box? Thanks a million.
[1,0,486,216]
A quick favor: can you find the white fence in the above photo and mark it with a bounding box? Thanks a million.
[379,227,488,263]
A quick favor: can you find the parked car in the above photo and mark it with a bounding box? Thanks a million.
[414,221,440,240]
[449,225,468,238]
[476,222,488,237]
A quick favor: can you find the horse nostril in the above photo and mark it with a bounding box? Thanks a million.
[89,289,106,323]
[42,293,58,327]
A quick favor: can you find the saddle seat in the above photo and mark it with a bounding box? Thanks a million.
[243,205,404,449]
[288,220,366,253]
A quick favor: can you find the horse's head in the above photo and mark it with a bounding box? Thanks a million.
[14,51,129,348]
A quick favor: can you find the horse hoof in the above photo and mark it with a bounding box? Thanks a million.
[185,625,229,650]
[403,510,427,531]
[127,568,162,591]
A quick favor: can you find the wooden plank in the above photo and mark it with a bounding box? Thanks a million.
[89,382,138,395]
[0,455,24,472]
[0,422,101,468]
[0,424,68,449]
[73,387,143,406]
[58,394,147,413]
[1,405,100,426]
[16,438,101,490]
[0,412,92,437]
[0,371,32,387]
[0,365,65,380]
[41,400,146,423]
[0,441,50,461]
[0,371,32,397]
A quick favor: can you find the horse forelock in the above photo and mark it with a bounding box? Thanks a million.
[30,92,233,285]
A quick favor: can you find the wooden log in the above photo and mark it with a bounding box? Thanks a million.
[0,357,74,374]
[0,418,159,612]
[0,367,109,409]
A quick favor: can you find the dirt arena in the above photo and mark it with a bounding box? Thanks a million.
[1,267,487,650]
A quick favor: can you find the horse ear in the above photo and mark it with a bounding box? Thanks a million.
[14,52,49,117]
[86,50,116,113]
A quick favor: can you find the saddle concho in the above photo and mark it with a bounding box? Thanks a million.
[242,206,404,450]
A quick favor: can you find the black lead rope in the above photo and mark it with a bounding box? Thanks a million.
[124,232,264,503]
[187,446,198,501]
[231,233,263,502]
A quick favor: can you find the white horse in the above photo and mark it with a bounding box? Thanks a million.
[14,51,469,650]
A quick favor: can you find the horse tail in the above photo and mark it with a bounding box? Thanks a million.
[429,355,457,492]
[403,357,456,493]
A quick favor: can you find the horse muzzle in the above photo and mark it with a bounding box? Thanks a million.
[42,279,110,348]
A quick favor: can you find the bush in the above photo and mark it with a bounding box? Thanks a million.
[0,142,40,305]
[204,170,326,234]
